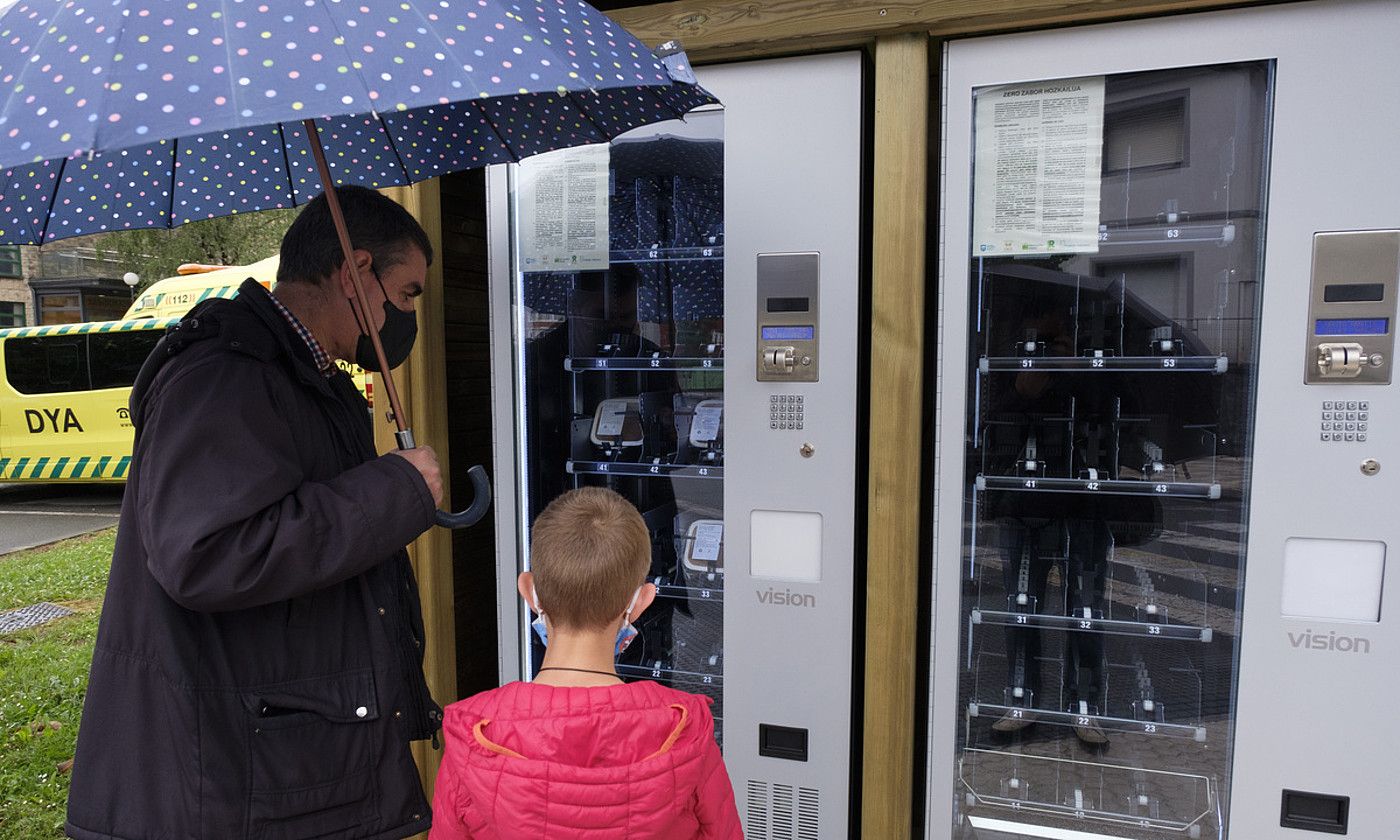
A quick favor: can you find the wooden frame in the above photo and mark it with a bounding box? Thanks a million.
[375,180,457,827]
[863,31,929,840]
[612,0,1291,62]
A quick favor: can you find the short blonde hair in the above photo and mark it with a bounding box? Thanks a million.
[531,487,651,629]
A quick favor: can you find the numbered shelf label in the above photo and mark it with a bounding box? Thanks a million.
[618,663,724,686]
[980,355,1228,374]
[567,460,724,479]
[977,474,1222,500]
[970,703,1207,741]
[567,356,723,371]
[972,609,1213,642]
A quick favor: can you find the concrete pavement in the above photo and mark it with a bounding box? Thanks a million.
[0,483,123,556]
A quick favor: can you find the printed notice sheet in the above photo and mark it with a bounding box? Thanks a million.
[519,143,610,272]
[972,77,1105,257]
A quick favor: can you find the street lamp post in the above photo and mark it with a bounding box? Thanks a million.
[122,272,139,300]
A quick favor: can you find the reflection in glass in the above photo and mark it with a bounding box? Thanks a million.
[953,62,1272,839]
[507,111,727,745]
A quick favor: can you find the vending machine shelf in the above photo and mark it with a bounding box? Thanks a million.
[610,245,724,264]
[566,356,724,372]
[1096,222,1236,247]
[969,703,1208,741]
[566,460,724,479]
[959,748,1215,837]
[976,475,1222,499]
[979,355,1228,374]
[654,582,724,603]
[619,662,724,687]
[972,609,1214,642]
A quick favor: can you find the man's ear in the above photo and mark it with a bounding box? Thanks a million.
[337,249,376,330]
[336,249,376,299]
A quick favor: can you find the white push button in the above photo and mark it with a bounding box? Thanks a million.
[750,509,822,582]
[1281,538,1385,622]
[355,706,368,718]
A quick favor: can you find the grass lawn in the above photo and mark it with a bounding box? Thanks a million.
[0,528,115,840]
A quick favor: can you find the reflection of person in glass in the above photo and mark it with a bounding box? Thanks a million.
[987,302,1117,746]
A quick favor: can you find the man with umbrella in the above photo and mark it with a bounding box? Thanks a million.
[0,0,714,835]
[66,185,449,840]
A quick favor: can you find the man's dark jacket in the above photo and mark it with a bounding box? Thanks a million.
[67,281,442,840]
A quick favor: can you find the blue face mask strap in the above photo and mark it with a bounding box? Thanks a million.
[529,585,549,646]
[532,586,642,655]
[614,587,643,657]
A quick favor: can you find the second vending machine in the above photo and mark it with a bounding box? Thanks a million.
[485,54,866,840]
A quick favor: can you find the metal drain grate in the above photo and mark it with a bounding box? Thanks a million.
[0,602,75,634]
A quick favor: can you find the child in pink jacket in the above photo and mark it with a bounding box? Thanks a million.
[429,487,743,840]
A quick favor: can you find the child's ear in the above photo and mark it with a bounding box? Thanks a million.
[632,582,657,619]
[517,572,537,611]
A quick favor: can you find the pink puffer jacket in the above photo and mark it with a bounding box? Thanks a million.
[429,680,743,840]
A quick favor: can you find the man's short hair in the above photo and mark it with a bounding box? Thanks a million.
[531,487,651,629]
[276,185,434,286]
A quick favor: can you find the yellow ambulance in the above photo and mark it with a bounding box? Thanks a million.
[2,257,372,483]
[124,255,280,320]
[0,318,174,481]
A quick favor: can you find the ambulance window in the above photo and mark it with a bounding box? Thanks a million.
[3,335,89,394]
[89,331,162,390]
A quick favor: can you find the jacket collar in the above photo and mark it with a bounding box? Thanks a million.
[234,279,340,396]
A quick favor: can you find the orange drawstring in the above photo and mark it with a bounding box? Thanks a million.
[472,704,690,762]
[643,704,690,760]
[472,719,526,759]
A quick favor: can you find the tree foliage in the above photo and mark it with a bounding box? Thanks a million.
[89,209,298,291]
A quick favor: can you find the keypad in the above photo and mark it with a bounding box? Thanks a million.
[1320,401,1369,442]
[769,394,805,430]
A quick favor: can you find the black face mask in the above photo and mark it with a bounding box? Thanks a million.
[351,269,418,372]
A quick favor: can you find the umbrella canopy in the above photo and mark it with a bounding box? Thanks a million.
[0,0,714,245]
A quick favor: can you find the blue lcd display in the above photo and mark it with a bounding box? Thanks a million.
[761,325,815,341]
[1316,318,1390,336]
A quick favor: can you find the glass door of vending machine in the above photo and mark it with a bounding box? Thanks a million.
[930,26,1275,840]
[489,108,730,735]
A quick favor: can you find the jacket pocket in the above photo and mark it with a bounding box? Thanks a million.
[250,768,377,840]
[242,671,381,836]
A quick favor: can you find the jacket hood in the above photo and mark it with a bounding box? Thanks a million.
[445,680,713,771]
[435,680,725,839]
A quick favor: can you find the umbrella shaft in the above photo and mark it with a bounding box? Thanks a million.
[303,119,410,437]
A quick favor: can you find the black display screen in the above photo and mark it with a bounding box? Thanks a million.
[766,296,810,313]
[1324,283,1385,303]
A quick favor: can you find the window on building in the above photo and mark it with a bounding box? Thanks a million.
[84,293,131,323]
[0,301,23,328]
[1104,94,1188,174]
[37,293,83,325]
[0,246,21,279]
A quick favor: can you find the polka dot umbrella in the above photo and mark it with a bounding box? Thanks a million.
[0,0,715,528]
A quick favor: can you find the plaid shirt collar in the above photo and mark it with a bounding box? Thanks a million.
[267,292,335,377]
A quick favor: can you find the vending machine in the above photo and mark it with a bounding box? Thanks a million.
[927,2,1398,838]
[485,53,865,839]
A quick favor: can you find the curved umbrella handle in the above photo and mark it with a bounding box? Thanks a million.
[434,464,493,529]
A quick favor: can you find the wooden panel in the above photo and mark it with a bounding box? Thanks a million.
[863,32,928,840]
[611,0,1289,59]
[374,181,456,827]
